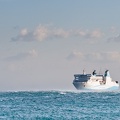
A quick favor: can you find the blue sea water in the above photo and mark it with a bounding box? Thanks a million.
[0,91,120,120]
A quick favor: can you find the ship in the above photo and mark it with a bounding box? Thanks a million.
[73,70,119,91]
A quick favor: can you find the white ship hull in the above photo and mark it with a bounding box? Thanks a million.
[73,70,119,91]
[73,81,119,91]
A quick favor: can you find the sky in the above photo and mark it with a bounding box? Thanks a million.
[0,0,120,91]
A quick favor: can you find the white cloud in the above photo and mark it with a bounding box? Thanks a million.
[11,30,35,42]
[75,29,103,39]
[53,28,69,38]
[12,25,70,42]
[33,25,49,41]
[67,51,120,62]
[101,52,120,61]
[67,51,84,60]
[110,27,117,33]
[108,34,120,42]
[4,49,38,61]
[28,49,38,57]
[11,25,103,42]
[20,28,28,36]
[91,30,103,38]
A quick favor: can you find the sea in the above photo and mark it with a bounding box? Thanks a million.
[0,90,120,120]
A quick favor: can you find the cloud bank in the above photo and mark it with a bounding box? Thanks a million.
[4,49,38,61]
[67,51,120,62]
[11,25,103,42]
[108,34,120,42]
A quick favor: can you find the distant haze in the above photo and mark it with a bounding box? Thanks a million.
[0,0,120,91]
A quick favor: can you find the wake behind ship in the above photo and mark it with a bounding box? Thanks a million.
[73,70,119,91]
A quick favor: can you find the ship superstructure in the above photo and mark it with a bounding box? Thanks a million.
[73,70,119,90]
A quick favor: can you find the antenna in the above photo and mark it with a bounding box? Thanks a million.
[83,69,86,74]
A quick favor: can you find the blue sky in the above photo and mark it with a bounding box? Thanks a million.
[1,0,120,91]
